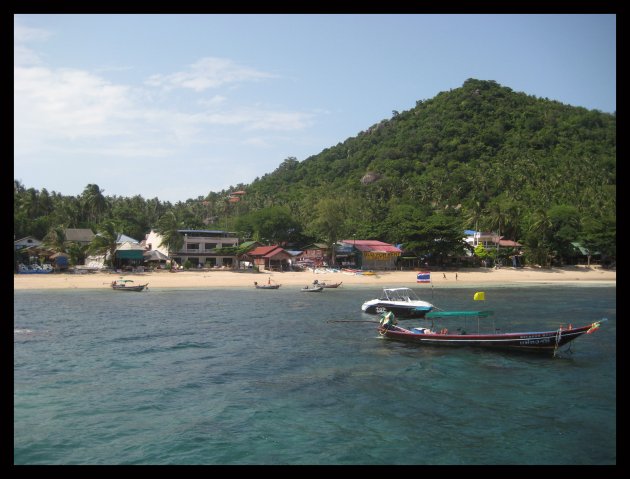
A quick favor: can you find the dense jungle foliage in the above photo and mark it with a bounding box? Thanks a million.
[14,79,616,267]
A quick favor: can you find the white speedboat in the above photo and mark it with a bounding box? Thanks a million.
[361,287,435,318]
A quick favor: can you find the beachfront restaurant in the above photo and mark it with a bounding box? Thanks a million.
[337,240,402,270]
[114,242,146,271]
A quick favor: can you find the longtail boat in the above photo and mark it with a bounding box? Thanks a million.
[377,310,606,356]
[110,278,148,292]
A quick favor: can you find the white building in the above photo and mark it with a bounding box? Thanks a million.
[146,229,240,268]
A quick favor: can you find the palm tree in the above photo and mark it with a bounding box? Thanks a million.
[485,199,510,254]
[310,198,347,266]
[529,208,553,243]
[88,220,120,268]
[155,212,184,255]
[42,226,68,253]
[526,208,554,267]
[464,199,484,234]
[81,184,109,225]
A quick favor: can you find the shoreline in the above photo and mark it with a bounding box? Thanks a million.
[14,266,616,291]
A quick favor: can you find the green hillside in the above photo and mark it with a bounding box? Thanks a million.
[15,79,616,267]
[235,79,615,263]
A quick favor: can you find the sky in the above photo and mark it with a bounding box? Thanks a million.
[14,14,616,203]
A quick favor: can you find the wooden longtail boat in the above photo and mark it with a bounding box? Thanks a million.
[377,310,606,356]
[254,282,281,289]
[313,280,343,288]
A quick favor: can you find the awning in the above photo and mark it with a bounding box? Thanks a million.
[116,250,144,260]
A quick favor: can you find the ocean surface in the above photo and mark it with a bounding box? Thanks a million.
[14,283,616,465]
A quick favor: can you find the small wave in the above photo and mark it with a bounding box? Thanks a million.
[14,328,33,335]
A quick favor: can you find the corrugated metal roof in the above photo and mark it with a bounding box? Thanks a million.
[263,250,291,259]
[248,245,282,256]
[64,228,95,242]
[116,233,139,244]
[117,241,145,251]
[177,229,235,235]
[498,239,522,247]
[341,240,401,253]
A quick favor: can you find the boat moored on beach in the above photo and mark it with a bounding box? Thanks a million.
[313,279,342,288]
[301,285,324,292]
[110,278,148,292]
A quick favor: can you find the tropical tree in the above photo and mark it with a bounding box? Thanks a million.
[547,204,581,264]
[81,184,109,225]
[309,199,348,265]
[235,206,301,245]
[484,197,510,253]
[66,242,89,267]
[155,211,185,254]
[581,212,616,266]
[87,220,120,267]
[42,226,68,253]
[523,208,554,267]
[401,214,465,266]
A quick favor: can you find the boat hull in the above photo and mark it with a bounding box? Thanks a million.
[379,324,594,353]
[361,288,435,318]
[301,286,324,292]
[362,302,432,318]
[111,284,147,292]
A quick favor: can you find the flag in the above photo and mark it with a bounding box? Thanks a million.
[417,272,431,283]
[473,292,485,301]
[586,322,600,334]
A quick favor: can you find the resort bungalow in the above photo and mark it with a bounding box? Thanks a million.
[464,230,522,250]
[244,245,292,272]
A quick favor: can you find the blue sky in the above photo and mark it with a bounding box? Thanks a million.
[14,14,616,203]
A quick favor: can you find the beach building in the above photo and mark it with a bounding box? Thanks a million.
[338,240,402,270]
[150,229,240,269]
[243,245,292,271]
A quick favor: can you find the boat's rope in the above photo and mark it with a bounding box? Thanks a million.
[326,320,380,323]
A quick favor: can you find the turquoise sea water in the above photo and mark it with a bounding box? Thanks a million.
[14,284,616,465]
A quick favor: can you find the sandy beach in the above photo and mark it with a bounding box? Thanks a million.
[14,266,616,291]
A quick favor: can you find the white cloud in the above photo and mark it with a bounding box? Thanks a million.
[145,57,277,92]
[14,25,319,201]
[199,95,228,107]
[14,66,133,140]
[14,21,51,43]
[14,22,52,67]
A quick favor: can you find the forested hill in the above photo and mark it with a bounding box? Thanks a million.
[241,78,615,245]
[14,78,616,267]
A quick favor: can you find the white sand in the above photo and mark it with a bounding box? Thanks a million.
[14,265,615,290]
